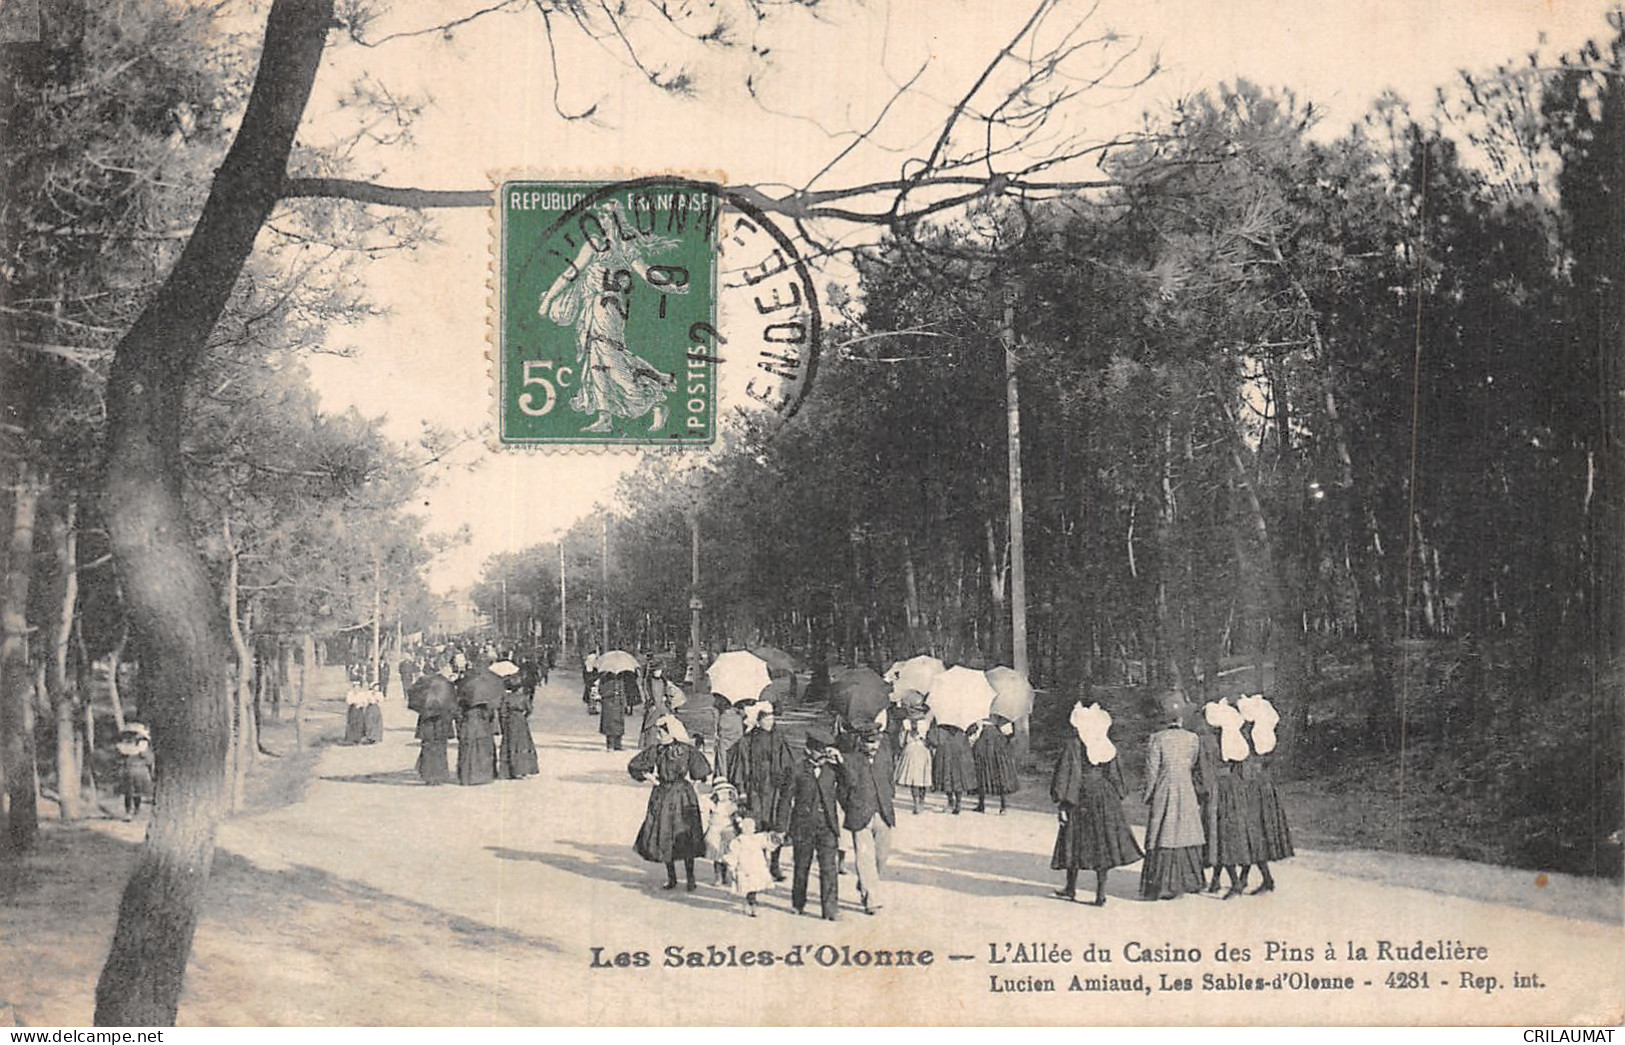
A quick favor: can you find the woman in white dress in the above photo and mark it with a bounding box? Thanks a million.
[894,710,934,814]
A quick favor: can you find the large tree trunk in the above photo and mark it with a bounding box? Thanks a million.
[1,461,44,852]
[48,499,81,820]
[93,0,334,1026]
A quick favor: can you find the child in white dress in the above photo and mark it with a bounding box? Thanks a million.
[724,817,777,916]
[703,781,739,885]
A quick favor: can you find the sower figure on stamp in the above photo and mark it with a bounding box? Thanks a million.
[837,719,896,915]
[788,731,844,920]
[728,701,794,882]
[537,215,686,433]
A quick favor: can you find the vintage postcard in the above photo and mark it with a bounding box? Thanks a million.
[0,0,1621,1031]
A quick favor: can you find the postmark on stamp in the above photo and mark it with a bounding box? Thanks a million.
[494,176,820,449]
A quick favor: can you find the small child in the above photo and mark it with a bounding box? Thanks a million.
[724,816,777,917]
[703,781,740,885]
[115,724,154,821]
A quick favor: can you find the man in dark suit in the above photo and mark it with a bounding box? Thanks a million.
[787,731,843,920]
[836,720,896,914]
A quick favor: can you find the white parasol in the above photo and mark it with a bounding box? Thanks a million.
[707,650,772,704]
[926,665,997,730]
[884,655,946,697]
[984,666,1034,720]
[597,650,641,674]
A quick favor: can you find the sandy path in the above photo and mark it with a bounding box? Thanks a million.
[4,673,1620,1026]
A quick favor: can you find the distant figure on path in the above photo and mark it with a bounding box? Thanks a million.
[497,669,540,779]
[456,664,502,785]
[600,670,632,751]
[410,662,457,785]
[714,696,745,779]
[115,723,154,820]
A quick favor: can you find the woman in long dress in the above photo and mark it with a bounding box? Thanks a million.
[629,716,712,891]
[497,675,540,779]
[1202,696,1265,898]
[456,668,500,786]
[537,219,686,433]
[638,670,672,750]
[1236,694,1293,894]
[411,667,457,786]
[1050,702,1142,905]
[894,712,934,814]
[972,715,1021,814]
[1141,696,1209,900]
[929,721,976,815]
[599,670,632,751]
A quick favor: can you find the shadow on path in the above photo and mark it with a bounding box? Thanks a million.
[486,842,742,914]
[318,768,423,787]
[209,849,564,954]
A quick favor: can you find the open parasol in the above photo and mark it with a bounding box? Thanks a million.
[597,650,641,674]
[926,666,997,730]
[884,655,945,696]
[748,645,800,677]
[893,688,927,710]
[984,666,1034,720]
[828,666,889,722]
[707,650,772,704]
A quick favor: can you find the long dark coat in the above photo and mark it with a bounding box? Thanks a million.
[599,672,633,738]
[728,727,796,832]
[629,741,711,862]
[1142,727,1206,850]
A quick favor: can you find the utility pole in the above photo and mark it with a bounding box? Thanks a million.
[1002,279,1031,761]
[688,510,702,685]
[601,515,611,652]
[370,559,382,688]
[558,540,567,657]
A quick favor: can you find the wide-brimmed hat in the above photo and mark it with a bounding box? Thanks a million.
[121,723,150,740]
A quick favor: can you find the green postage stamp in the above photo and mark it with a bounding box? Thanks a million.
[494,176,821,449]
[496,179,721,447]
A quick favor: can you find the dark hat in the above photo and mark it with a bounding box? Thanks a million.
[851,719,883,738]
[805,730,834,751]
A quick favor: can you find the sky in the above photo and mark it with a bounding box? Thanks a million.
[287,0,1610,592]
